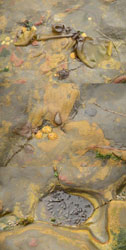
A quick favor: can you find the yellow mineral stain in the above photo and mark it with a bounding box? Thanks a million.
[43,83,79,123]
[98,57,121,70]
[65,121,108,144]
[29,106,45,127]
[39,53,65,74]
[0,120,11,135]
[0,222,95,250]
[91,166,110,182]
[38,139,59,153]
[108,200,126,238]
[51,37,70,52]
[107,41,113,56]
[0,16,7,30]
[27,183,40,213]
[13,202,24,218]
[40,205,47,220]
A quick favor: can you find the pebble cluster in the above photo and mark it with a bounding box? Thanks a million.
[34,126,58,140]
[1,36,13,46]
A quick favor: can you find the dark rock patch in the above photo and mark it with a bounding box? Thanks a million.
[42,190,94,226]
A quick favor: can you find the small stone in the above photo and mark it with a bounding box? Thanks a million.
[85,107,97,117]
[5,37,10,41]
[1,41,5,45]
[54,112,62,125]
[32,40,39,46]
[48,132,58,140]
[35,130,43,139]
[42,126,52,134]
[57,69,69,80]
[70,52,76,59]
[81,32,87,38]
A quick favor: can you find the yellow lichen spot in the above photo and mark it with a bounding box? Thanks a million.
[70,52,76,59]
[42,126,52,134]
[35,131,43,139]
[32,25,37,31]
[6,42,10,46]
[48,132,58,140]
[1,41,5,45]
[5,37,10,41]
[81,32,87,38]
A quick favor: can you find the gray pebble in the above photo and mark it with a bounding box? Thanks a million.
[85,107,97,117]
[54,112,62,125]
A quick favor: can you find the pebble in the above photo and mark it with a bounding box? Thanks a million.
[35,131,43,139]
[81,33,87,38]
[1,41,5,45]
[48,132,58,140]
[54,112,62,125]
[85,107,97,117]
[42,126,52,134]
[70,52,76,59]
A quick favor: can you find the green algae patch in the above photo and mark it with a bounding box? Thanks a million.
[0,48,10,57]
[96,151,122,161]
[112,228,126,250]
